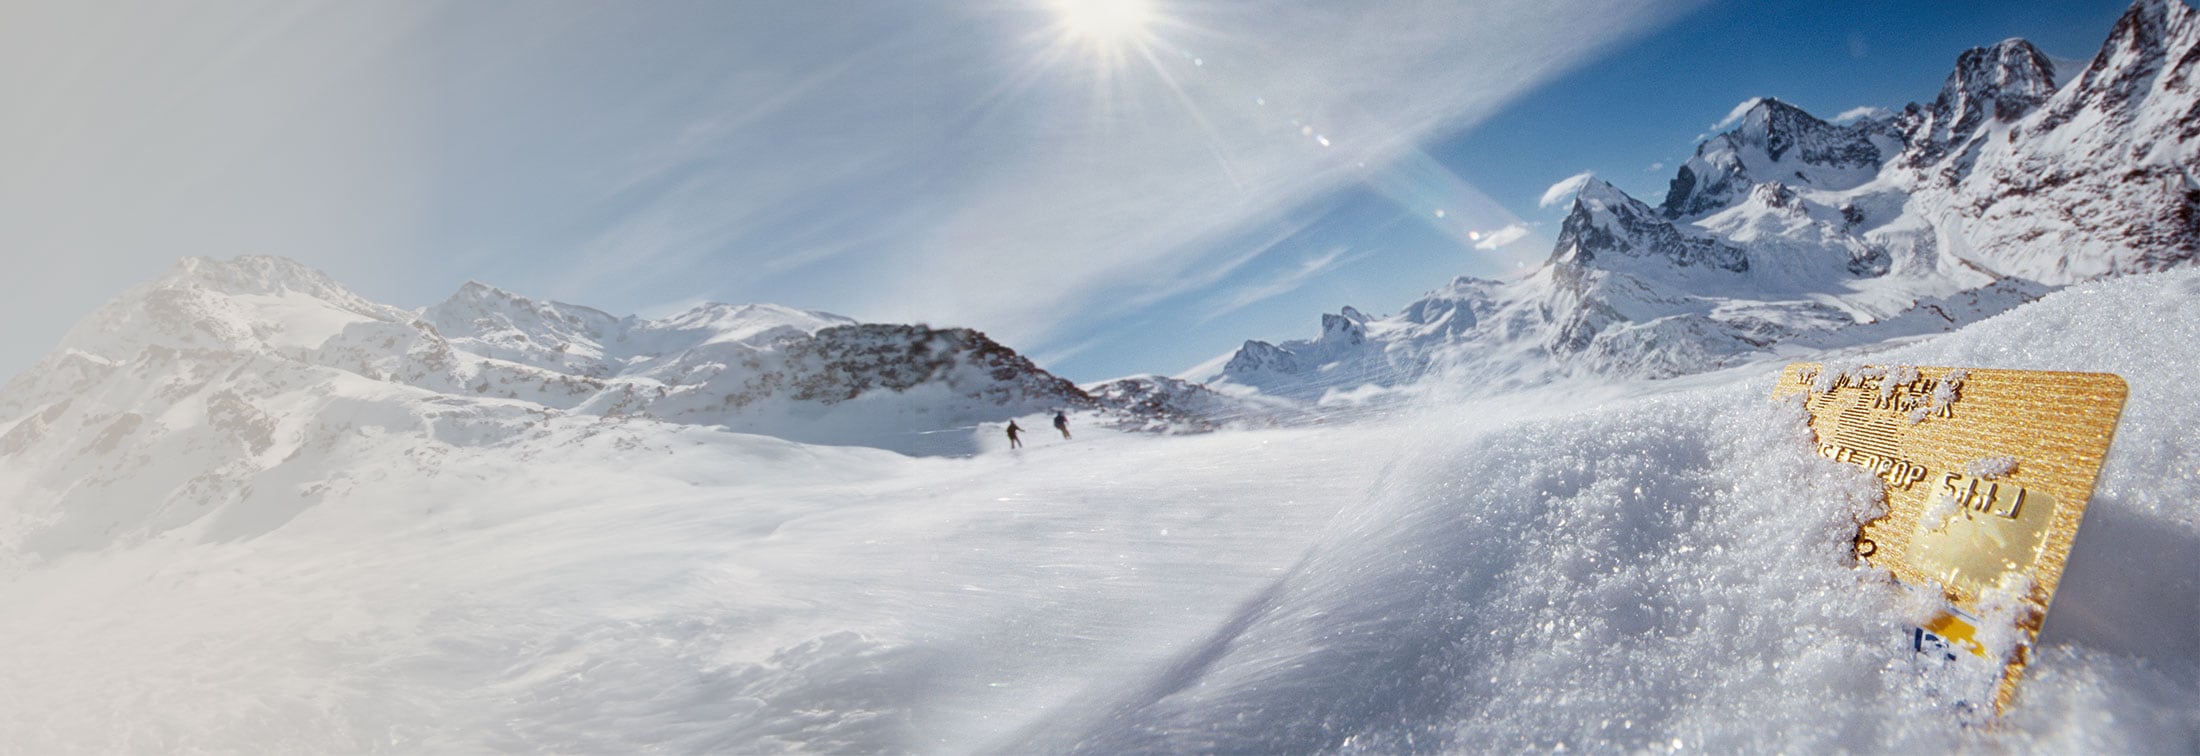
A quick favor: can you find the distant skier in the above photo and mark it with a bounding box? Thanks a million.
[1006,420,1024,449]
[1053,411,1071,440]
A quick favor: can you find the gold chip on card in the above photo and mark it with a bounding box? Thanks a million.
[1772,363,2127,713]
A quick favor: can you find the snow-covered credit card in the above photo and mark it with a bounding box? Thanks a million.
[1773,363,2128,713]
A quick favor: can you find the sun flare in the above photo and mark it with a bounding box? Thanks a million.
[1048,0,1158,50]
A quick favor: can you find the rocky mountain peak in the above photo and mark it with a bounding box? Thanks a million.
[2108,0,2188,60]
[1222,340,1302,377]
[1320,308,1369,347]
[1660,98,1890,219]
[1558,179,1750,274]
[1899,38,2058,166]
[1942,39,2057,118]
[2037,0,2199,131]
[1734,98,1832,160]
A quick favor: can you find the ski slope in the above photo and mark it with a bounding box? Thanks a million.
[3,270,2198,752]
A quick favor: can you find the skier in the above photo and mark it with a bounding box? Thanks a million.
[1053,410,1071,440]
[1006,420,1024,449]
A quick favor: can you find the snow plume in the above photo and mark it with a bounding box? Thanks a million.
[1833,105,1896,123]
[1539,171,1597,208]
[1473,223,1532,250]
[1710,96,1767,131]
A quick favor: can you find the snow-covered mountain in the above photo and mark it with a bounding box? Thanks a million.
[1207,0,2199,402]
[0,256,1243,478]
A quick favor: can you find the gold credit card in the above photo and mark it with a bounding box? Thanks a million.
[1772,363,2128,712]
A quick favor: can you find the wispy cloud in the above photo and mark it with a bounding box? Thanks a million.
[1473,224,1532,250]
[1709,97,1765,132]
[1202,246,1370,321]
[1540,171,1597,208]
[524,0,1711,351]
[0,0,1710,378]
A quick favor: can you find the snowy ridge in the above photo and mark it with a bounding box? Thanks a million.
[2,256,1249,468]
[1207,0,2200,402]
[1908,0,2200,282]
[418,282,858,377]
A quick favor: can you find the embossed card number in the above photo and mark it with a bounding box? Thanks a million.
[1773,363,2127,713]
[1912,473,2057,596]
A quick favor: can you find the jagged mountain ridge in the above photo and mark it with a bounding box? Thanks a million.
[1664,97,1901,220]
[1208,0,2200,402]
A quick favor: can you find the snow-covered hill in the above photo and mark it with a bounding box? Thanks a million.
[1207,0,2200,403]
[3,262,2196,753]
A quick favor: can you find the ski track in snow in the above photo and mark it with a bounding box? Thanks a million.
[2,271,2199,752]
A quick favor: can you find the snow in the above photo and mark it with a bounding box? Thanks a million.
[1202,2,2199,403]
[3,265,2198,751]
[4,4,2199,749]
[1965,455,2019,478]
[1833,105,1896,124]
[1539,170,1597,208]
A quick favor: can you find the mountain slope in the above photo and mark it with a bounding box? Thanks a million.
[1205,0,2199,402]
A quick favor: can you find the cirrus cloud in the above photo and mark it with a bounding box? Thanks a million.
[1473,223,1532,251]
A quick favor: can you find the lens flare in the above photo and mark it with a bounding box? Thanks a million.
[1049,0,1157,49]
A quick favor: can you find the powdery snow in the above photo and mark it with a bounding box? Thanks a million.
[1,268,2197,751]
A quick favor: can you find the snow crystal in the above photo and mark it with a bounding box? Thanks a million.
[1936,369,1967,404]
[1973,571,2042,662]
[1918,487,1963,533]
[1966,456,2019,478]
[1882,364,1921,400]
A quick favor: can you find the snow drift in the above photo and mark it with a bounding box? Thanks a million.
[2,269,2197,752]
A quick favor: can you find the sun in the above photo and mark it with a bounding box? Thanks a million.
[1047,0,1158,53]
[1014,0,1182,97]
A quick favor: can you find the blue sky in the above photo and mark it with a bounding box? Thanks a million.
[0,0,2151,383]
